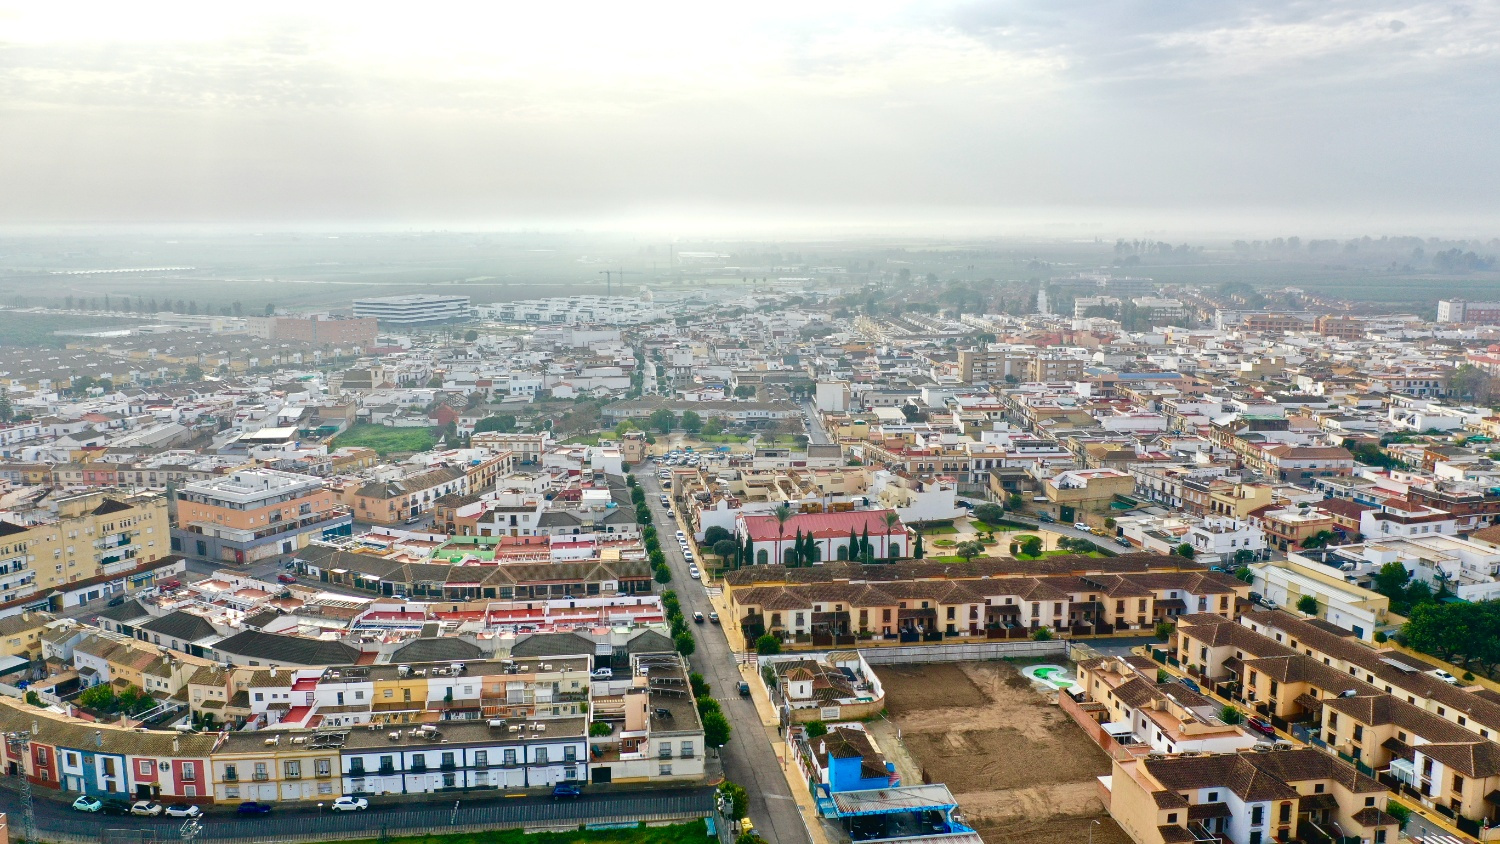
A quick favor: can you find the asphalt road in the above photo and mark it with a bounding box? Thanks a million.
[800,398,830,444]
[0,783,714,840]
[639,470,813,844]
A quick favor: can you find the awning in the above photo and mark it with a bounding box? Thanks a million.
[1102,721,1134,737]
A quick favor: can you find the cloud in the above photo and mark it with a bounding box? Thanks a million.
[0,1,1497,230]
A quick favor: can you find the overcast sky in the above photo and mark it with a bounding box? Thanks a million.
[2,1,1497,235]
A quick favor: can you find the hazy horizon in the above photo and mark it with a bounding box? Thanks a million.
[3,2,1499,237]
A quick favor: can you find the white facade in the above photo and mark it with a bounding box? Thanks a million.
[352,295,472,325]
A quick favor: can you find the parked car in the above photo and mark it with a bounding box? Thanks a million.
[165,804,201,818]
[130,801,163,817]
[591,667,613,680]
[71,796,102,813]
[693,611,705,624]
[689,567,700,579]
[276,573,297,584]
[331,796,369,811]
[552,784,583,801]
[738,681,751,697]
[236,802,273,815]
[709,611,720,624]
[1037,513,1055,523]
[1177,677,1201,693]
[1247,717,1276,738]
[101,799,133,816]
[1073,522,1090,531]
[1115,537,1132,548]
[106,595,125,607]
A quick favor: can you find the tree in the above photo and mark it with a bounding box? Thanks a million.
[882,512,901,559]
[1017,535,1043,557]
[1386,800,1411,829]
[1234,567,1255,584]
[704,526,731,546]
[955,540,984,563]
[913,532,925,559]
[264,303,276,316]
[1218,705,1245,725]
[1032,626,1053,641]
[1300,530,1336,550]
[680,410,703,433]
[79,684,116,710]
[713,539,739,561]
[674,631,696,656]
[648,408,676,434]
[0,392,12,423]
[589,722,613,737]
[1296,594,1319,615]
[703,710,732,748]
[720,783,750,819]
[463,329,479,342]
[1449,363,1495,402]
[655,566,672,584]
[973,503,1005,524]
[472,415,517,434]
[1154,621,1174,641]
[1008,492,1025,510]
[791,527,804,566]
[702,417,725,437]
[805,721,828,739]
[773,504,793,565]
[734,384,756,399]
[1175,543,1196,559]
[756,634,782,655]
[1233,549,1256,566]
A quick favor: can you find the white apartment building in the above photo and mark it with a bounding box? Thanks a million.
[352,295,472,325]
[1184,517,1266,564]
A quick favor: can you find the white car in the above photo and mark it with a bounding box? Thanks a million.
[165,804,202,818]
[689,567,701,579]
[592,667,614,680]
[332,796,370,812]
[675,531,685,539]
[1073,522,1090,531]
[130,801,163,816]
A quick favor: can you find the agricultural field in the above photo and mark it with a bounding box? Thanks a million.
[332,423,437,455]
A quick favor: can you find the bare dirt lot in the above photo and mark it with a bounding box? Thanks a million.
[881,661,1133,844]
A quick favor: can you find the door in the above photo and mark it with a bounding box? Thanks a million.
[591,767,612,785]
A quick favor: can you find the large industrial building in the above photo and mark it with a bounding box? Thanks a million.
[351,294,472,325]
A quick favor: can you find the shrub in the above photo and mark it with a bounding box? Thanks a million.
[762,665,777,688]
[805,720,828,739]
[1218,705,1244,725]
[1154,621,1174,641]
[1032,626,1053,641]
[1296,594,1319,615]
[756,634,782,655]
[720,782,750,819]
[1386,800,1411,828]
[674,631,696,656]
[689,672,711,698]
[589,722,613,737]
[1373,631,1388,643]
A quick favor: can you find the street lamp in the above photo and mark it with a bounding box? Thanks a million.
[3,730,36,844]
[1089,818,1101,844]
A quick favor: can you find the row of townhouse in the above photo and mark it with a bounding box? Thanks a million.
[725,555,1248,644]
[4,651,703,806]
[1174,610,1500,828]
[294,543,654,602]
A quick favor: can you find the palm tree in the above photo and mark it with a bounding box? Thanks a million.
[882,511,901,560]
[773,503,793,567]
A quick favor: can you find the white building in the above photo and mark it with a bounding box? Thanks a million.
[1184,517,1266,565]
[1250,557,1391,641]
[352,294,472,325]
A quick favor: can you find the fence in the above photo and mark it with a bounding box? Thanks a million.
[856,638,1068,665]
[18,790,717,844]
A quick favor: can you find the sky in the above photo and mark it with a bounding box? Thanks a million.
[2,1,1498,235]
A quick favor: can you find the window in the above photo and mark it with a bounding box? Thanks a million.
[564,746,577,762]
[182,764,196,782]
[535,748,548,765]
[284,760,301,778]
[1251,805,1264,826]
[253,762,268,781]
[504,749,517,766]
[659,742,672,759]
[224,764,238,781]
[659,763,672,776]
[139,760,152,776]
[315,758,331,778]
[1167,813,1178,824]
[474,751,487,767]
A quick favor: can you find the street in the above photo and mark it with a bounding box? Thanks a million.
[800,398,829,444]
[0,783,714,840]
[638,470,814,844]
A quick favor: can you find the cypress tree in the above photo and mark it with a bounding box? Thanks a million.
[793,528,804,566]
[914,532,925,559]
[848,527,858,561]
[860,525,870,558]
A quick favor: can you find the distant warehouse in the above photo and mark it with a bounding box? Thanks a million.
[352,294,472,325]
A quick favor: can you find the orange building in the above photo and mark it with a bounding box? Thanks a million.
[171,469,351,564]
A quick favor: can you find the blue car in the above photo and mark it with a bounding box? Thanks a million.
[1178,677,1201,693]
[552,784,583,801]
[236,802,273,815]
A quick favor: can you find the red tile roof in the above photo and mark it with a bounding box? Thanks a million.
[740,510,905,542]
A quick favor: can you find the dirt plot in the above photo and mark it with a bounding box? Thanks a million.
[881,661,1134,844]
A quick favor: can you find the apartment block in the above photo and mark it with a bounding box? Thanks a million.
[172,469,351,564]
[0,490,171,608]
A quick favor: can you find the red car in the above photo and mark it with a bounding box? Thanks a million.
[277,574,297,584]
[1246,716,1276,738]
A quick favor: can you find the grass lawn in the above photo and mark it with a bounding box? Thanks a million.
[921,525,958,535]
[969,520,1018,533]
[928,555,970,563]
[339,821,714,844]
[333,423,436,455]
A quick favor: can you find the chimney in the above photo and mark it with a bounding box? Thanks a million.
[173,736,180,754]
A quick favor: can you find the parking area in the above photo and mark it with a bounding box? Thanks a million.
[880,661,1132,844]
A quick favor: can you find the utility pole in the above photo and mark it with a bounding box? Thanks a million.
[5,730,35,844]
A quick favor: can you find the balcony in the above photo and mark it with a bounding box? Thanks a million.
[251,772,269,782]
[223,771,239,782]
[439,762,457,771]
[409,764,428,774]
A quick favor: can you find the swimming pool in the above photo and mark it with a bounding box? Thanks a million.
[1022,664,1076,690]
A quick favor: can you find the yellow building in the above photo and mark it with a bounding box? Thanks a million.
[0,611,52,659]
[0,489,170,606]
